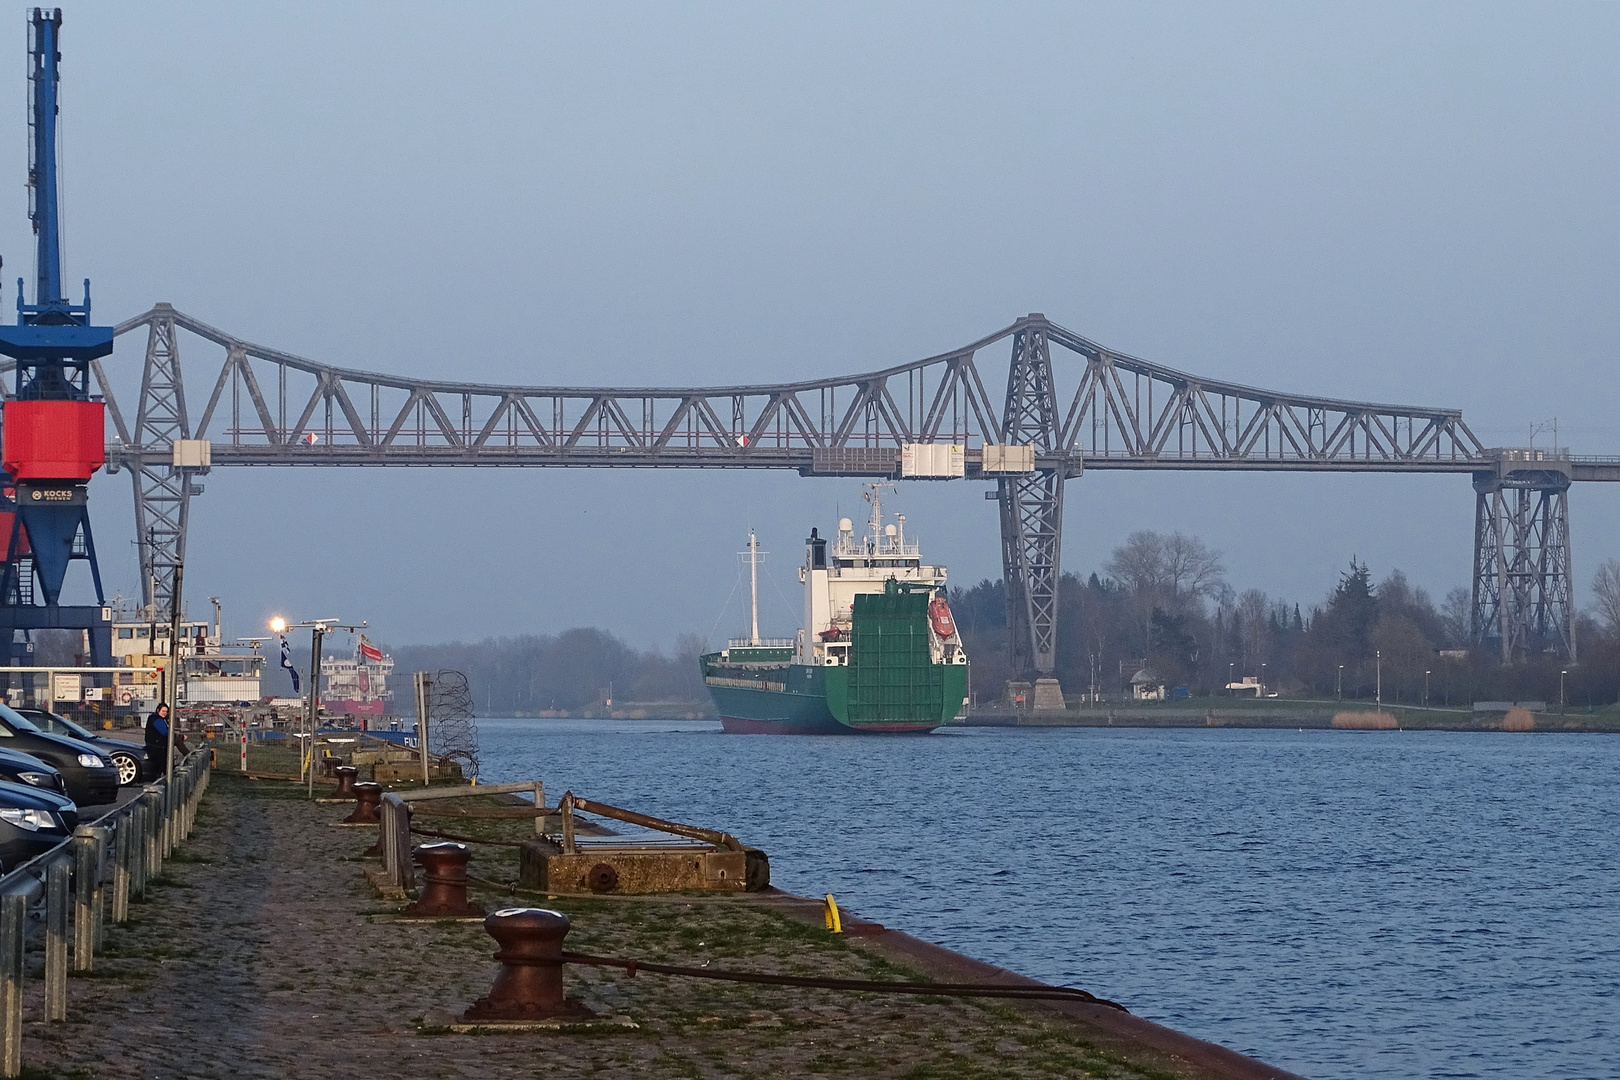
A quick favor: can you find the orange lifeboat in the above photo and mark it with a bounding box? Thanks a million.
[928,596,956,639]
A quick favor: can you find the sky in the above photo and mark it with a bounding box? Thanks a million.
[5,2,1618,650]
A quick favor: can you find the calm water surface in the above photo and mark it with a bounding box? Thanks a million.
[477,719,1618,1080]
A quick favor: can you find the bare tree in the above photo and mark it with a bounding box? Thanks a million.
[1440,586,1471,647]
[1591,560,1620,638]
[1104,531,1167,596]
[1235,589,1269,670]
[1162,532,1227,606]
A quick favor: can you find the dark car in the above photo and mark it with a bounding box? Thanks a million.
[15,708,147,786]
[0,704,119,805]
[0,779,76,872]
[0,746,67,796]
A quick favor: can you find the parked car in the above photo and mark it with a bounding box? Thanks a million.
[0,779,77,872]
[0,746,67,795]
[14,708,148,786]
[0,705,118,805]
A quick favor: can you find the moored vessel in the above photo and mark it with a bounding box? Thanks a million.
[320,633,394,719]
[700,485,968,734]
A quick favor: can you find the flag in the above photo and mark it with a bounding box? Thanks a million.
[359,634,383,663]
[280,634,300,693]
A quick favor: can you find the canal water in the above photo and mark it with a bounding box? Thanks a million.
[477,719,1617,1080]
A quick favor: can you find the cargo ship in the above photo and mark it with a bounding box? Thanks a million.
[320,633,394,718]
[700,485,968,734]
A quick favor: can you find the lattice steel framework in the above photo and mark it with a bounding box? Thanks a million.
[127,311,195,615]
[1471,459,1575,663]
[11,302,1604,677]
[998,319,1066,675]
[95,306,1488,474]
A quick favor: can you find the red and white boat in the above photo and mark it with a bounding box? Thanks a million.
[320,634,394,718]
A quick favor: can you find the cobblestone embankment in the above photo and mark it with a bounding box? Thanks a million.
[25,772,1286,1080]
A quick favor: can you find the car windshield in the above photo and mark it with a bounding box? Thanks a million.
[0,704,42,733]
[36,712,93,740]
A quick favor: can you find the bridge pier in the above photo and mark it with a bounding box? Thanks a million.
[1470,451,1575,663]
[997,317,1066,694]
[130,307,196,617]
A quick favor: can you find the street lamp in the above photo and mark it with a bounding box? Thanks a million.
[1375,650,1382,709]
[1260,662,1267,698]
[1561,669,1567,712]
[1337,664,1343,701]
[1424,670,1431,709]
[1229,662,1234,697]
[269,616,356,797]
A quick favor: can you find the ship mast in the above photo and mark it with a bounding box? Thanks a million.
[748,530,761,646]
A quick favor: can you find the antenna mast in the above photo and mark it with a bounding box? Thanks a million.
[748,530,760,646]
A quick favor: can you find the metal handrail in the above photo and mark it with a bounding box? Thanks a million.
[0,748,211,1076]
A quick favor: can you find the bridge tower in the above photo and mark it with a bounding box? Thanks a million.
[0,9,115,668]
[1470,450,1575,663]
[130,305,199,616]
[998,315,1067,700]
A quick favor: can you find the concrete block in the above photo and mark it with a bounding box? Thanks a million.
[519,839,769,894]
[1032,678,1066,711]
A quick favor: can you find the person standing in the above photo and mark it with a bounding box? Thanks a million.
[143,702,187,778]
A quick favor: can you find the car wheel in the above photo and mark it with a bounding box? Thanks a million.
[110,753,140,786]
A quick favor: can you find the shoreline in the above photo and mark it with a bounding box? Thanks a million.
[471,710,1620,733]
[959,706,1620,733]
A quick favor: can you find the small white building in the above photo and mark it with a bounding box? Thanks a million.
[1130,667,1166,702]
[1225,675,1264,697]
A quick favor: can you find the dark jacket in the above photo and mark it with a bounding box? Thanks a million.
[144,711,186,767]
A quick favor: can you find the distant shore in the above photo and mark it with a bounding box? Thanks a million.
[960,701,1620,733]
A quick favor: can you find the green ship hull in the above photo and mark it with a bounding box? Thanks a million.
[701,582,968,735]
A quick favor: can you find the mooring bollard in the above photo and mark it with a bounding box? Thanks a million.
[332,765,358,799]
[464,908,593,1021]
[344,782,383,824]
[402,843,484,918]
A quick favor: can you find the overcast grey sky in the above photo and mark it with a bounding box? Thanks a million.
[8,2,1618,648]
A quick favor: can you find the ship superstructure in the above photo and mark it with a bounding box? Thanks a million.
[109,597,264,711]
[320,633,394,718]
[701,485,968,734]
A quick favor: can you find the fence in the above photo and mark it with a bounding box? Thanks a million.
[0,749,211,1076]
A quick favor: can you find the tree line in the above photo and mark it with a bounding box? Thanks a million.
[386,629,710,715]
[952,530,1620,709]
[382,530,1620,715]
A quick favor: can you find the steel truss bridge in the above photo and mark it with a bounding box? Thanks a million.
[23,303,1616,681]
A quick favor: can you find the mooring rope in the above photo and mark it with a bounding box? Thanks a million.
[560,951,1129,1012]
[456,872,1127,1011]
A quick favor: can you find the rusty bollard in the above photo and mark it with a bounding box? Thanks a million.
[402,842,485,918]
[343,781,383,824]
[463,908,594,1021]
[332,765,358,799]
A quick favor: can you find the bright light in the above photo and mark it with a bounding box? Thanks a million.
[269,616,287,634]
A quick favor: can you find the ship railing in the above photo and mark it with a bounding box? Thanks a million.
[726,637,796,649]
[0,748,212,1074]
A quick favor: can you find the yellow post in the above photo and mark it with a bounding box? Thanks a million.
[823,894,842,934]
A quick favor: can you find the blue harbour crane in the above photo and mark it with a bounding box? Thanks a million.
[0,8,115,673]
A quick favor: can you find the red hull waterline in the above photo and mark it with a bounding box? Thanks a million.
[719,715,938,736]
[326,699,387,715]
